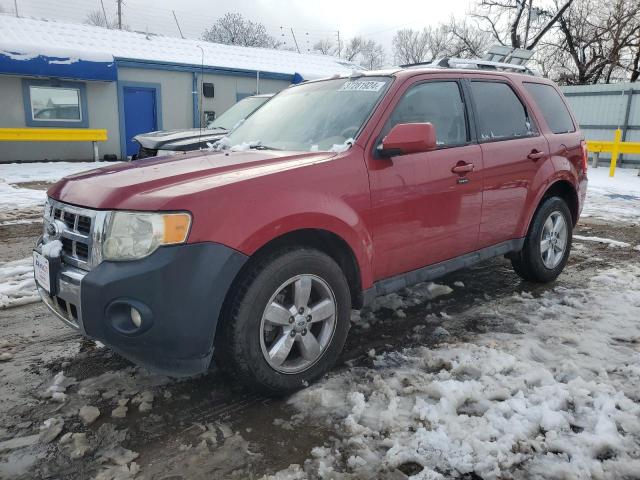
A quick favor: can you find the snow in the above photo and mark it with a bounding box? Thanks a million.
[0,182,47,219]
[0,162,105,225]
[41,240,63,258]
[0,161,102,184]
[0,16,360,80]
[273,265,640,479]
[583,167,640,223]
[0,258,38,309]
[573,235,631,248]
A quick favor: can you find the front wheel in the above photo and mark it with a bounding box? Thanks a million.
[215,248,351,396]
[511,196,573,283]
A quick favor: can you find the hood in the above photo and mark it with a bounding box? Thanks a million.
[134,128,228,150]
[47,150,337,210]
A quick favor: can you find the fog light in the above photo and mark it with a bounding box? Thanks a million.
[130,307,142,328]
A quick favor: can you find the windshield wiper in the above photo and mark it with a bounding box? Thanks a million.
[249,144,280,150]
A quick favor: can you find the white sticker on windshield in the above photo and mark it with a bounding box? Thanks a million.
[339,81,386,92]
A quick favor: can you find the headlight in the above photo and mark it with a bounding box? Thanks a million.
[102,211,191,261]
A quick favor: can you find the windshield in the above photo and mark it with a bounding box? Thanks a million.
[207,96,270,131]
[221,77,391,152]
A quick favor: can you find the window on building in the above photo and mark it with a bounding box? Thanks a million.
[524,82,575,134]
[470,81,536,141]
[383,81,468,147]
[22,79,88,127]
[30,86,82,121]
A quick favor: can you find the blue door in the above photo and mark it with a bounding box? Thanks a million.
[123,86,157,156]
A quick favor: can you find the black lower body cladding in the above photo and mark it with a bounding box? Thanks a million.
[80,242,247,376]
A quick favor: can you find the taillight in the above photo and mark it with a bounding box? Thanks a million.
[580,140,588,172]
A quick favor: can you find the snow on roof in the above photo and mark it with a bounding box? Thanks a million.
[0,15,360,80]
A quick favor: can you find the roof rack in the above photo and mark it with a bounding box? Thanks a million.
[428,57,537,75]
[400,45,537,75]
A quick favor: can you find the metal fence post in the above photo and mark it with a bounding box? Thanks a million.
[93,141,99,162]
[609,129,622,177]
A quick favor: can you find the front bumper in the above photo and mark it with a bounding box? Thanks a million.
[36,241,247,376]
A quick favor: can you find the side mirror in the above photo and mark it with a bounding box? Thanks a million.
[379,123,437,157]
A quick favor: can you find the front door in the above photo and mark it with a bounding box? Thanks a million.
[367,79,484,281]
[123,86,158,157]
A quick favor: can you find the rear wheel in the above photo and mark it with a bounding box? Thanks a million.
[511,196,572,283]
[216,248,351,395]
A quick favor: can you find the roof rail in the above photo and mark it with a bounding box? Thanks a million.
[427,57,537,75]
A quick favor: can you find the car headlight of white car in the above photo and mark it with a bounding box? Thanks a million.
[102,211,191,261]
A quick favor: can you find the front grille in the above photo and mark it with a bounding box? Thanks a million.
[44,199,106,271]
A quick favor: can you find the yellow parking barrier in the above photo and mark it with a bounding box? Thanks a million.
[0,128,108,161]
[586,128,640,177]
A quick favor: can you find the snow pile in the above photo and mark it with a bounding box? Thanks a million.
[0,161,102,184]
[0,257,39,309]
[0,162,104,225]
[0,182,47,224]
[573,235,631,248]
[583,168,640,223]
[274,266,640,479]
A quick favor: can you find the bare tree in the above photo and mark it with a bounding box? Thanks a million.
[312,38,337,56]
[360,41,386,69]
[202,13,280,49]
[392,21,490,64]
[447,18,493,57]
[547,0,640,84]
[473,0,573,50]
[392,28,431,64]
[84,9,114,28]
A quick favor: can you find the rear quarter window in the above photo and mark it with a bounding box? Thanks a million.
[470,81,536,141]
[524,82,576,134]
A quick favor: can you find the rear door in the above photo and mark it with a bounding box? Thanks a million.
[366,77,484,280]
[468,78,549,248]
[522,81,586,175]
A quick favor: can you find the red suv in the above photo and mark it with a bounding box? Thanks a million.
[35,66,588,394]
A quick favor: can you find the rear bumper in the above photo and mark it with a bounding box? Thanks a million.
[37,242,247,376]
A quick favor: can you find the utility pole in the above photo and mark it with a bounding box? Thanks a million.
[172,10,185,39]
[117,0,122,30]
[290,28,300,53]
[13,0,19,17]
[100,0,109,29]
[336,30,341,57]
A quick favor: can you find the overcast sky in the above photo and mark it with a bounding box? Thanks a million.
[0,0,472,53]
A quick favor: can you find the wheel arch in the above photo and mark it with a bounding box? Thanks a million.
[226,228,366,312]
[525,178,580,235]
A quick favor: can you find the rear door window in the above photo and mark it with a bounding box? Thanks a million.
[470,81,536,141]
[524,82,575,134]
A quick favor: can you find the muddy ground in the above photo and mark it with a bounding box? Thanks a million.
[1,218,639,479]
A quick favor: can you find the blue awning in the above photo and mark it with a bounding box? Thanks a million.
[0,51,117,81]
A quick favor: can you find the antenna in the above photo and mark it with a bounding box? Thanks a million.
[196,45,205,142]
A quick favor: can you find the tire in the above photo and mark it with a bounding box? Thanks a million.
[215,248,351,396]
[511,196,573,283]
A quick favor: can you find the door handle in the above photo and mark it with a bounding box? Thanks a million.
[527,150,546,161]
[451,162,474,174]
